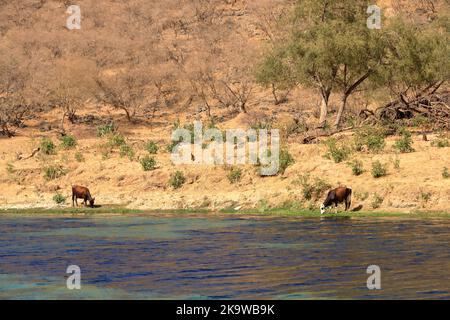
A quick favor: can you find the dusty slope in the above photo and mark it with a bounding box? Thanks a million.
[0,104,449,213]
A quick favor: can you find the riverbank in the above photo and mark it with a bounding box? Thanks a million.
[1,205,449,219]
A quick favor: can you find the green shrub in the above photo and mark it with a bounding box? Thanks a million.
[169,171,186,189]
[348,159,364,176]
[354,126,386,153]
[59,135,77,149]
[394,129,414,153]
[325,138,351,163]
[146,141,159,154]
[53,193,66,205]
[74,152,85,162]
[40,138,56,155]
[227,166,242,184]
[431,138,450,148]
[443,167,449,179]
[295,174,331,200]
[119,144,135,160]
[43,165,67,180]
[371,193,384,209]
[371,161,387,178]
[140,156,156,171]
[278,148,295,174]
[97,122,117,137]
[107,134,126,147]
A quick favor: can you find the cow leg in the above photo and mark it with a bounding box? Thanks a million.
[72,194,75,207]
[75,197,78,207]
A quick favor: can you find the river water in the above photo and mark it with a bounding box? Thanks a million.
[0,215,449,299]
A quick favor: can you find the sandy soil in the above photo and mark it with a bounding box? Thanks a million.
[1,105,449,214]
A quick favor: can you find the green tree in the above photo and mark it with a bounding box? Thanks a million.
[258,0,449,128]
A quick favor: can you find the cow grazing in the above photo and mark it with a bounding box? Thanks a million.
[72,185,95,208]
[320,187,352,214]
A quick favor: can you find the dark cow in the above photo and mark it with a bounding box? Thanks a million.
[320,187,352,214]
[72,185,95,207]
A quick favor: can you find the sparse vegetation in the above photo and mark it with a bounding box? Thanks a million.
[43,165,67,180]
[371,194,384,209]
[6,162,14,174]
[97,122,117,137]
[140,156,156,171]
[146,141,159,154]
[227,166,242,184]
[169,171,186,189]
[119,144,135,160]
[107,134,126,148]
[354,126,386,153]
[431,138,450,148]
[371,161,388,178]
[348,159,364,176]
[74,152,85,162]
[53,193,66,205]
[59,135,77,149]
[325,138,351,163]
[295,174,331,201]
[443,167,449,179]
[394,129,415,153]
[420,191,432,203]
[40,138,56,155]
[278,148,295,174]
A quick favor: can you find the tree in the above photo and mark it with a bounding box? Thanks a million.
[0,52,29,137]
[258,0,448,128]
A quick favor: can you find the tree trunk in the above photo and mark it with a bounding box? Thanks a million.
[318,92,330,128]
[335,94,348,128]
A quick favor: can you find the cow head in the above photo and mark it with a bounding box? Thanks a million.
[89,198,95,208]
[320,203,326,215]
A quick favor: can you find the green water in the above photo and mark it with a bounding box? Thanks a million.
[0,215,449,299]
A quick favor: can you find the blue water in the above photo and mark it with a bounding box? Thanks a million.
[0,215,449,299]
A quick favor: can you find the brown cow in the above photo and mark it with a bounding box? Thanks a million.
[72,185,95,207]
[320,187,352,214]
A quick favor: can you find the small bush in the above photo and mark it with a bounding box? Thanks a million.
[227,166,242,184]
[140,156,156,171]
[394,129,414,153]
[146,141,159,154]
[295,174,331,200]
[420,191,432,203]
[53,193,66,205]
[169,171,186,189]
[443,167,449,179]
[278,148,295,174]
[108,134,126,148]
[40,138,56,155]
[43,165,67,180]
[97,122,117,137]
[74,152,85,162]
[348,159,364,176]
[6,162,14,174]
[354,126,386,153]
[431,138,450,148]
[325,138,351,163]
[371,193,384,209]
[59,135,77,149]
[356,191,369,201]
[371,161,387,178]
[119,144,135,160]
